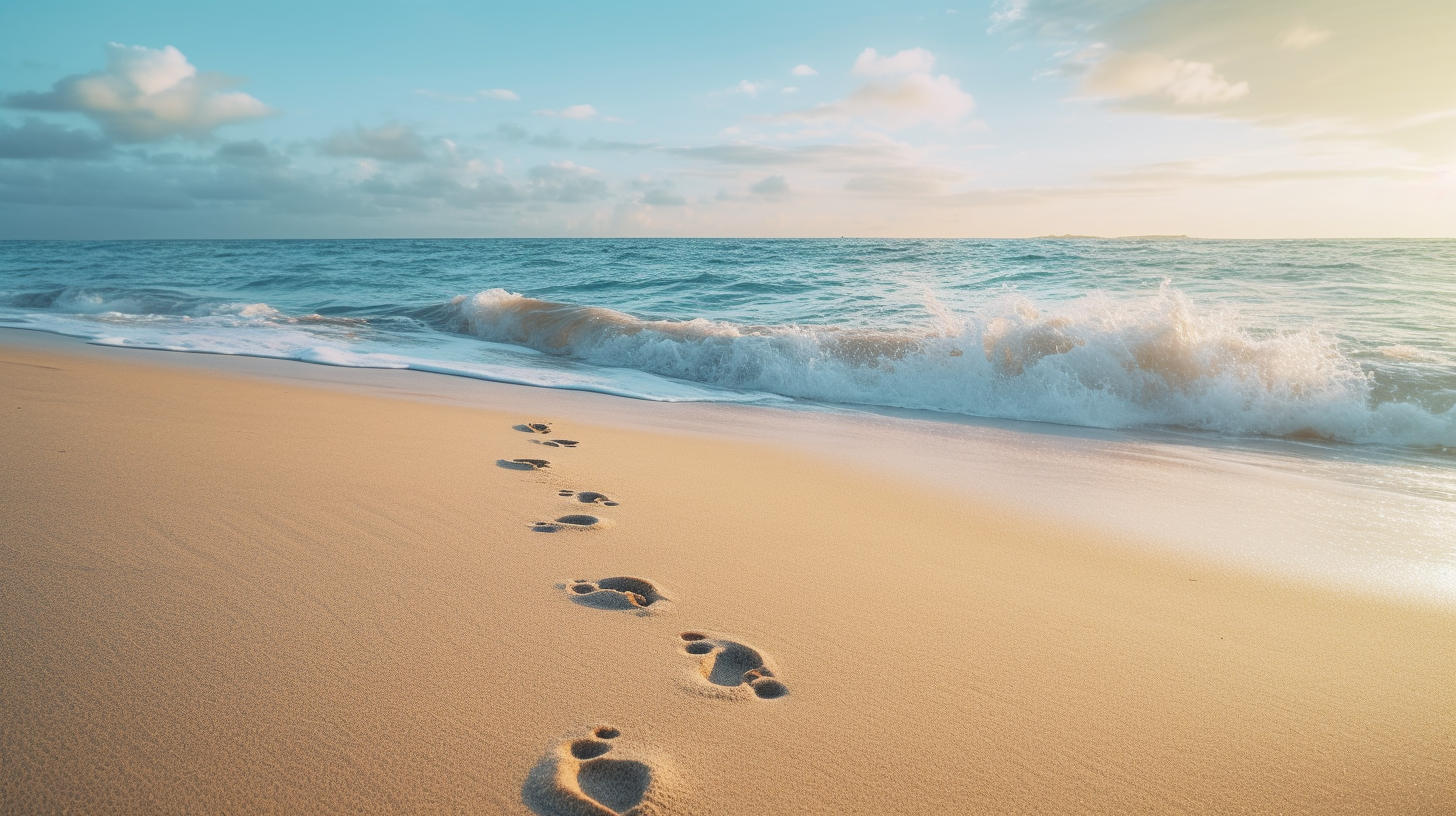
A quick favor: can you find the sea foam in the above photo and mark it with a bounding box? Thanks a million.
[441,286,1456,448]
[4,239,1454,450]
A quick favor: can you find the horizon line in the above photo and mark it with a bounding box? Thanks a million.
[3,235,1455,242]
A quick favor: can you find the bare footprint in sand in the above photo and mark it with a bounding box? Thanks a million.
[558,490,620,506]
[565,577,665,612]
[533,514,605,533]
[515,422,554,435]
[535,439,580,448]
[499,458,552,471]
[677,632,788,700]
[522,726,670,816]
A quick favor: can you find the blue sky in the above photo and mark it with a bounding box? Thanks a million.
[1,0,1451,238]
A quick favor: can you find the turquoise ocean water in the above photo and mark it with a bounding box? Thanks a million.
[3,238,1452,450]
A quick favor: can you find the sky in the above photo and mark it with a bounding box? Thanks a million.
[0,0,1452,239]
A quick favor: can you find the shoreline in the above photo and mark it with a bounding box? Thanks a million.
[2,332,1453,814]
[4,327,1452,603]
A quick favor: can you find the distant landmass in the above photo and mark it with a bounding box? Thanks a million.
[1035,234,1195,240]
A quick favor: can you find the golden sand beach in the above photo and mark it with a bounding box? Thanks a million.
[2,331,1452,814]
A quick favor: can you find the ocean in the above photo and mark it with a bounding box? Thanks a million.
[3,238,1454,596]
[4,238,1453,444]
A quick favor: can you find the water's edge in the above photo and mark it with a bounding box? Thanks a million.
[5,326,1453,605]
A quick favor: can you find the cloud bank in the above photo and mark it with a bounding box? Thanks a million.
[993,0,1456,157]
[2,29,1446,239]
[321,124,429,162]
[0,119,112,160]
[3,43,271,141]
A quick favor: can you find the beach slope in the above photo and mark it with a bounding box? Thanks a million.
[1,338,1451,814]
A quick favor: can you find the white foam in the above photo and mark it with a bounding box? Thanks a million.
[5,284,1453,448]
[444,287,1456,449]
[2,307,776,404]
[1378,345,1437,362]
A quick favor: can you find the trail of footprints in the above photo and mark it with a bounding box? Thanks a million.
[504,419,786,815]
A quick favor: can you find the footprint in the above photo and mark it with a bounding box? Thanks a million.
[499,458,551,471]
[532,514,604,533]
[515,422,553,434]
[536,439,580,449]
[522,726,668,816]
[565,577,665,612]
[558,490,620,507]
[677,632,788,700]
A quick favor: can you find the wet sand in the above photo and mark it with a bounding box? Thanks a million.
[2,333,1452,814]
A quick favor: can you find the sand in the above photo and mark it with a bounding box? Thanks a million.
[1,332,1452,815]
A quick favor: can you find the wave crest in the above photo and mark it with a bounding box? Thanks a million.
[440,287,1455,447]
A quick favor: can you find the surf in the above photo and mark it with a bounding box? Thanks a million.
[434,286,1456,449]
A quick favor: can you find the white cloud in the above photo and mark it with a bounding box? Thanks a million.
[766,47,972,130]
[1083,52,1249,106]
[1279,24,1331,51]
[792,64,818,77]
[852,47,936,77]
[3,43,271,142]
[992,0,1455,157]
[479,88,521,100]
[771,71,974,129]
[535,104,598,119]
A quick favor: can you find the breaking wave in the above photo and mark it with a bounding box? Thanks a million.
[4,276,1454,449]
[435,287,1456,448]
